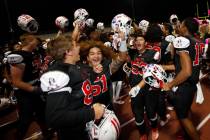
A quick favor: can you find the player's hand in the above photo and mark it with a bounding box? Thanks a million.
[162,83,171,91]
[93,64,103,74]
[129,86,141,98]
[32,86,43,95]
[118,30,126,41]
[92,103,105,120]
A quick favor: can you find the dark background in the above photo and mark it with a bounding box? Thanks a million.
[0,0,208,45]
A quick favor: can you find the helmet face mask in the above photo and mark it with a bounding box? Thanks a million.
[27,20,39,33]
[172,18,178,24]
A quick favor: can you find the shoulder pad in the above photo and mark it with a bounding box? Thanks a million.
[173,36,190,49]
[40,71,70,92]
[7,54,24,64]
[165,35,175,43]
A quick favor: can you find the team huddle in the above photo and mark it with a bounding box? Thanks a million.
[0,8,210,140]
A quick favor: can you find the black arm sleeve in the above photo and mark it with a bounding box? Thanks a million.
[45,92,95,129]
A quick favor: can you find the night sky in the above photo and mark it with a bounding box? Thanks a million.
[0,0,206,45]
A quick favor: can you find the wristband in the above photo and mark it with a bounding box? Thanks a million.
[118,40,127,52]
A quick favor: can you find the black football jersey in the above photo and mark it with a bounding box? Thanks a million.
[128,47,161,87]
[10,50,40,82]
[160,40,173,64]
[47,61,94,106]
[174,36,204,85]
[90,59,113,106]
[44,61,95,129]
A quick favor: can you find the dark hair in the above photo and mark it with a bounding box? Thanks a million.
[183,17,199,35]
[79,40,116,62]
[133,29,144,38]
[100,32,113,43]
[20,34,41,46]
[144,23,163,43]
[163,22,173,35]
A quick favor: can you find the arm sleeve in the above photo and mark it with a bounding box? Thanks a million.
[45,92,95,128]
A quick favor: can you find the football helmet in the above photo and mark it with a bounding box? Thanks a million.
[169,14,178,25]
[104,41,112,47]
[74,8,89,21]
[86,18,94,27]
[111,13,132,37]
[142,64,168,88]
[86,109,120,140]
[17,14,38,33]
[97,22,105,30]
[139,19,149,33]
[55,16,69,29]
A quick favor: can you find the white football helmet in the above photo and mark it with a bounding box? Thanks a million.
[97,22,104,30]
[55,16,69,29]
[86,109,120,140]
[111,13,132,37]
[86,18,94,27]
[104,41,112,47]
[143,64,168,88]
[169,14,178,25]
[74,8,89,21]
[139,19,149,33]
[17,14,39,33]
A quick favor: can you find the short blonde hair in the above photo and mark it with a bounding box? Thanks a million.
[47,35,73,60]
[19,34,41,46]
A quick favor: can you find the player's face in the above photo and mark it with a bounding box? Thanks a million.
[162,25,167,36]
[87,47,103,67]
[178,22,186,36]
[134,36,146,52]
[26,36,40,51]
